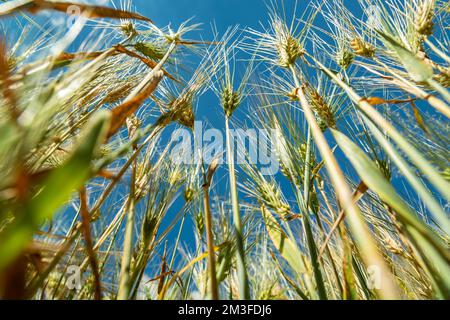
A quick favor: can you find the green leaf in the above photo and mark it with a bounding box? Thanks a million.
[363,117,450,235]
[341,229,358,300]
[332,129,446,240]
[332,129,450,296]
[261,205,307,273]
[0,111,110,271]
[133,42,166,61]
[377,31,433,82]
[261,205,316,298]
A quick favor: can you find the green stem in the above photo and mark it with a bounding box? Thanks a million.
[117,164,137,300]
[168,214,186,279]
[290,66,328,300]
[225,116,250,300]
[296,86,400,299]
[203,182,219,299]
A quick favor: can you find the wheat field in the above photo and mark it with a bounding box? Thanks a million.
[0,0,449,300]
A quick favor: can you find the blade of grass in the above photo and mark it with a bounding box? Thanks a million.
[0,0,153,23]
[311,56,450,202]
[0,111,110,272]
[363,116,450,235]
[261,204,316,298]
[333,129,450,297]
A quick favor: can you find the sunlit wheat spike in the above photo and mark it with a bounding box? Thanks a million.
[350,37,375,58]
[415,0,435,36]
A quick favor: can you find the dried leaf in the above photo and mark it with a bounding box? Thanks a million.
[79,188,101,300]
[411,102,429,133]
[364,97,388,105]
[107,70,164,138]
[55,51,115,66]
[157,245,168,294]
[364,96,417,106]
[0,255,27,299]
[0,0,153,23]
[114,45,178,82]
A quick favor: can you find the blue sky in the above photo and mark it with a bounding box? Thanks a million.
[135,0,266,33]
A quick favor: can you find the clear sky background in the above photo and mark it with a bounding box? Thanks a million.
[134,0,267,33]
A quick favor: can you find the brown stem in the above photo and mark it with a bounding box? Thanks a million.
[79,188,102,300]
[202,160,220,300]
[318,181,368,258]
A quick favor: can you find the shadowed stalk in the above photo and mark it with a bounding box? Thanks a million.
[165,214,187,291]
